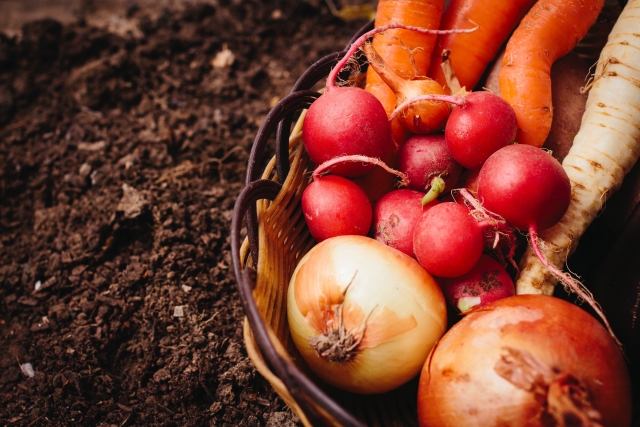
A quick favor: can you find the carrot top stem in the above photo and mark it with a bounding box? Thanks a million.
[363,42,407,97]
[313,155,410,187]
[438,49,464,94]
[326,24,478,92]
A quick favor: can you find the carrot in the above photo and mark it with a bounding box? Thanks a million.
[428,0,537,91]
[516,0,640,296]
[498,0,604,148]
[365,0,447,140]
[357,0,447,195]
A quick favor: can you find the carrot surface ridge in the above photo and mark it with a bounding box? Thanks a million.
[428,0,536,91]
[365,0,446,117]
[498,0,605,148]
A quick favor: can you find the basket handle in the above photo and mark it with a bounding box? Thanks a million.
[275,51,345,183]
[273,19,374,184]
[233,179,282,268]
[246,90,320,186]
[245,91,319,258]
[231,180,365,427]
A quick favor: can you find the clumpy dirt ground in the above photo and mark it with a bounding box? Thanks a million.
[0,2,368,425]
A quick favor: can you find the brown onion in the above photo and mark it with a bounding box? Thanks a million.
[417,294,632,426]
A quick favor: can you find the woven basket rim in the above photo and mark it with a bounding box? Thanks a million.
[230,19,375,427]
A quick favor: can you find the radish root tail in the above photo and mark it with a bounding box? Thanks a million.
[390,94,465,121]
[529,227,621,349]
[328,23,479,91]
[313,155,410,187]
[458,189,518,273]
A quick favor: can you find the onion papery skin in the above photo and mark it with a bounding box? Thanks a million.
[287,235,447,394]
[417,295,632,427]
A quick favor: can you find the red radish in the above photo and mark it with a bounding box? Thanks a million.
[437,254,515,315]
[302,175,372,242]
[429,188,518,271]
[303,24,478,177]
[303,87,392,177]
[471,144,571,268]
[413,202,484,278]
[390,91,517,171]
[399,135,462,204]
[477,144,570,232]
[475,144,619,343]
[374,189,439,258]
[445,91,517,170]
[303,155,409,243]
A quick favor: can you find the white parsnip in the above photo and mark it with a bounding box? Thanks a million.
[516,0,640,296]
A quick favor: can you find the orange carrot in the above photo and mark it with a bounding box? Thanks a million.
[365,0,447,141]
[428,0,536,91]
[498,0,604,147]
[358,0,447,198]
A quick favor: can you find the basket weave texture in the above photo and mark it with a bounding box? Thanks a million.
[237,116,421,427]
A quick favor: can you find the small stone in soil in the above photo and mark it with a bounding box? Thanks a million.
[20,363,35,378]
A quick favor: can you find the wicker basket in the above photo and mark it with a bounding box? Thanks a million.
[230,20,426,426]
[230,4,632,425]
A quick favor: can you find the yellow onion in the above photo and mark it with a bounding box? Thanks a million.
[417,294,632,426]
[287,235,447,394]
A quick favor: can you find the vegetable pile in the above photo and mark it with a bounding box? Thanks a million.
[283,0,640,424]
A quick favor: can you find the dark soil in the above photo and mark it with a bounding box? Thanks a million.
[0,2,367,426]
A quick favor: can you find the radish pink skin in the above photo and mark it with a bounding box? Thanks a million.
[477,144,571,231]
[399,135,462,194]
[445,91,517,171]
[373,189,439,258]
[413,202,485,278]
[437,255,515,315]
[302,87,392,177]
[302,175,372,242]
